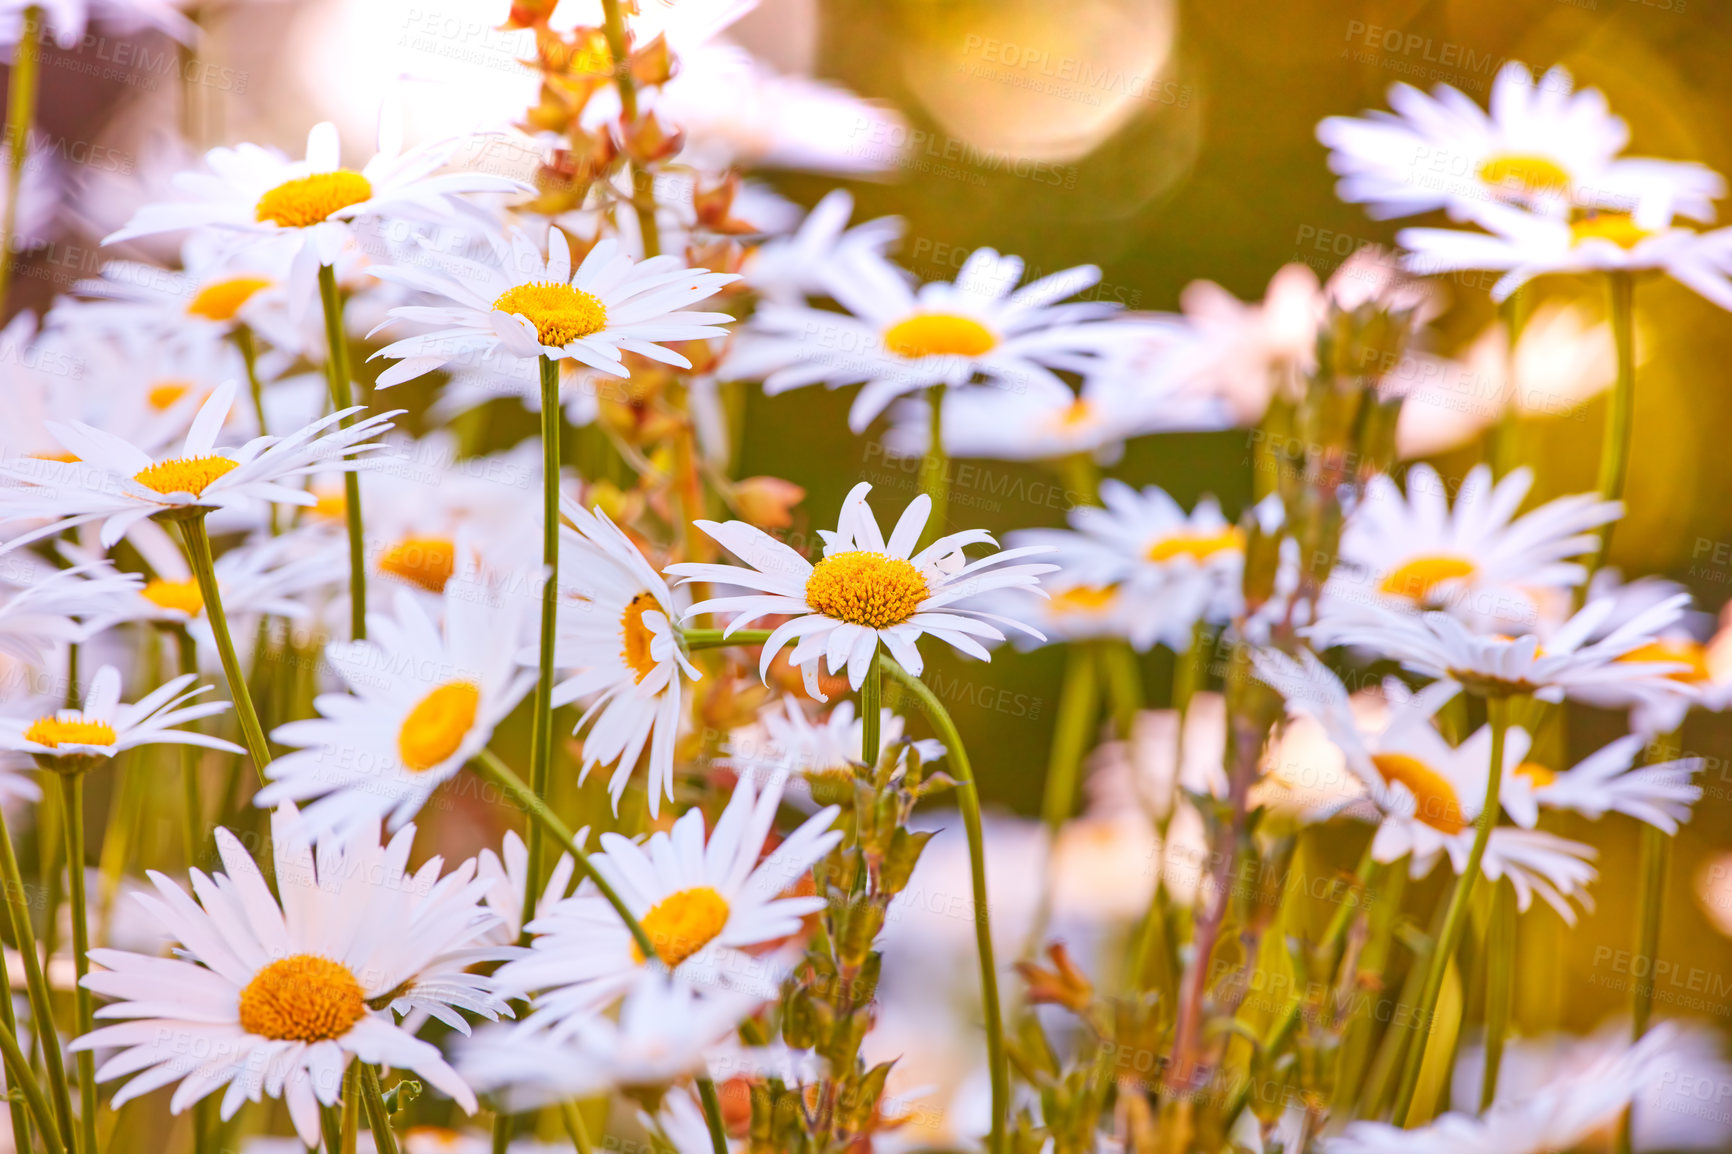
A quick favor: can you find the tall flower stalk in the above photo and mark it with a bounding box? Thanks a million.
[317,263,369,642]
[0,5,41,317]
[523,355,563,928]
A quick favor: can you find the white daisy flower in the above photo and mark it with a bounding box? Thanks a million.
[0,380,399,554]
[546,498,699,818]
[62,232,297,339]
[368,226,738,385]
[721,697,944,787]
[1502,733,1702,834]
[495,774,839,1028]
[1,0,195,50]
[72,807,506,1146]
[724,246,1138,431]
[743,188,902,306]
[475,829,582,946]
[0,559,141,667]
[256,580,535,837]
[666,482,1057,692]
[1327,463,1619,630]
[0,663,239,763]
[1317,61,1724,226]
[105,121,529,269]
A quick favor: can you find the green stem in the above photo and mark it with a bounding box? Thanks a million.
[593,0,659,255]
[0,809,74,1153]
[340,1063,359,1154]
[1024,643,1100,957]
[316,262,368,642]
[696,1077,729,1154]
[320,1104,343,1154]
[1394,696,1510,1126]
[524,354,563,932]
[174,513,271,778]
[0,6,41,318]
[681,628,773,651]
[0,1018,63,1154]
[171,626,205,866]
[860,647,882,768]
[560,1101,594,1154]
[1487,286,1530,478]
[1481,879,1516,1112]
[60,773,96,1154]
[882,660,1007,1154]
[1587,270,1635,585]
[1097,641,1142,740]
[357,1066,399,1154]
[1617,821,1671,1154]
[490,1111,512,1154]
[918,384,948,547]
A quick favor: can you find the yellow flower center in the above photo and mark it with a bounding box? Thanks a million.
[1379,555,1477,602]
[1619,639,1711,684]
[254,170,374,229]
[397,682,481,772]
[188,275,272,322]
[1146,527,1245,564]
[132,456,240,497]
[23,715,117,749]
[804,551,931,629]
[1513,762,1557,788]
[142,579,204,617]
[631,886,731,968]
[237,954,366,1042]
[1057,399,1094,427]
[147,380,193,410]
[311,489,347,521]
[619,592,661,683]
[1570,212,1652,250]
[378,536,457,594]
[493,282,609,348]
[1477,153,1571,195]
[1371,752,1467,834]
[883,313,997,359]
[1050,585,1118,614]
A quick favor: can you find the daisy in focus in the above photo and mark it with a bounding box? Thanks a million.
[73,808,507,1146]
[0,663,240,764]
[666,482,1057,691]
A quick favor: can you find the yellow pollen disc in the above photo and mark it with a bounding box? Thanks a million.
[142,579,204,617]
[1147,527,1245,564]
[1379,555,1477,601]
[23,715,117,749]
[883,312,997,359]
[254,170,374,229]
[1513,762,1558,788]
[132,455,240,497]
[147,380,193,411]
[1372,753,1466,834]
[1051,585,1118,614]
[631,886,731,968]
[804,551,931,629]
[311,489,347,521]
[398,682,481,772]
[237,955,366,1042]
[1619,639,1711,684]
[1571,212,1652,250]
[1057,400,1094,428]
[1477,153,1571,194]
[493,282,609,348]
[379,536,457,594]
[188,275,272,322]
[619,592,662,683]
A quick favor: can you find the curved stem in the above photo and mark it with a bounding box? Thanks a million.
[1394,696,1510,1127]
[0,6,41,318]
[0,1016,62,1154]
[696,1077,729,1154]
[882,659,1007,1154]
[917,384,948,547]
[560,1101,594,1154]
[316,262,368,641]
[524,354,563,931]
[60,772,96,1154]
[0,807,74,1154]
[174,513,271,778]
[1585,270,1635,588]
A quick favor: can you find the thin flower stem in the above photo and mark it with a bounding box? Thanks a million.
[172,626,205,865]
[1480,878,1516,1112]
[234,324,269,440]
[320,1104,343,1154]
[882,659,1007,1154]
[0,6,42,318]
[174,512,272,779]
[681,628,773,651]
[0,809,75,1154]
[696,1077,729,1154]
[560,1101,594,1154]
[524,354,563,931]
[357,1066,400,1154]
[1394,696,1510,1127]
[917,384,948,547]
[0,1020,64,1154]
[316,262,369,642]
[1586,270,1636,586]
[60,772,97,1154]
[1097,640,1142,740]
[860,647,882,767]
[594,0,660,255]
[490,1112,512,1154]
[1024,642,1100,958]
[1616,820,1672,1154]
[340,1063,360,1154]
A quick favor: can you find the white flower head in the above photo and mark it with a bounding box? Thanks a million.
[0,663,239,763]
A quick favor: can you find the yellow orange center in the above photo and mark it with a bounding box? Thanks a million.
[1371,752,1467,834]
[1619,639,1711,684]
[1477,153,1571,195]
[1571,212,1651,250]
[1147,527,1245,564]
[1050,585,1118,614]
[397,682,481,772]
[188,275,272,322]
[311,489,347,522]
[147,380,193,411]
[142,579,204,617]
[255,170,374,229]
[883,313,997,359]
[619,592,661,683]
[493,282,609,347]
[1513,762,1558,788]
[132,456,239,497]
[378,537,457,594]
[237,955,366,1042]
[1057,400,1094,428]
[1379,555,1477,602]
[631,886,730,968]
[804,551,930,629]
[23,715,117,749]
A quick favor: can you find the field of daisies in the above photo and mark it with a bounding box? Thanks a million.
[7,0,1732,1151]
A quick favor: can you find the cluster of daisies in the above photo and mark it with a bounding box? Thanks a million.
[0,0,1730,1146]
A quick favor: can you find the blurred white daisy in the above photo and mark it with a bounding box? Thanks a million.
[1162,263,1324,425]
[743,189,902,306]
[666,482,1056,691]
[73,807,506,1146]
[1501,733,1701,834]
[475,829,581,946]
[721,697,943,788]
[0,559,140,667]
[62,232,297,339]
[0,0,195,50]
